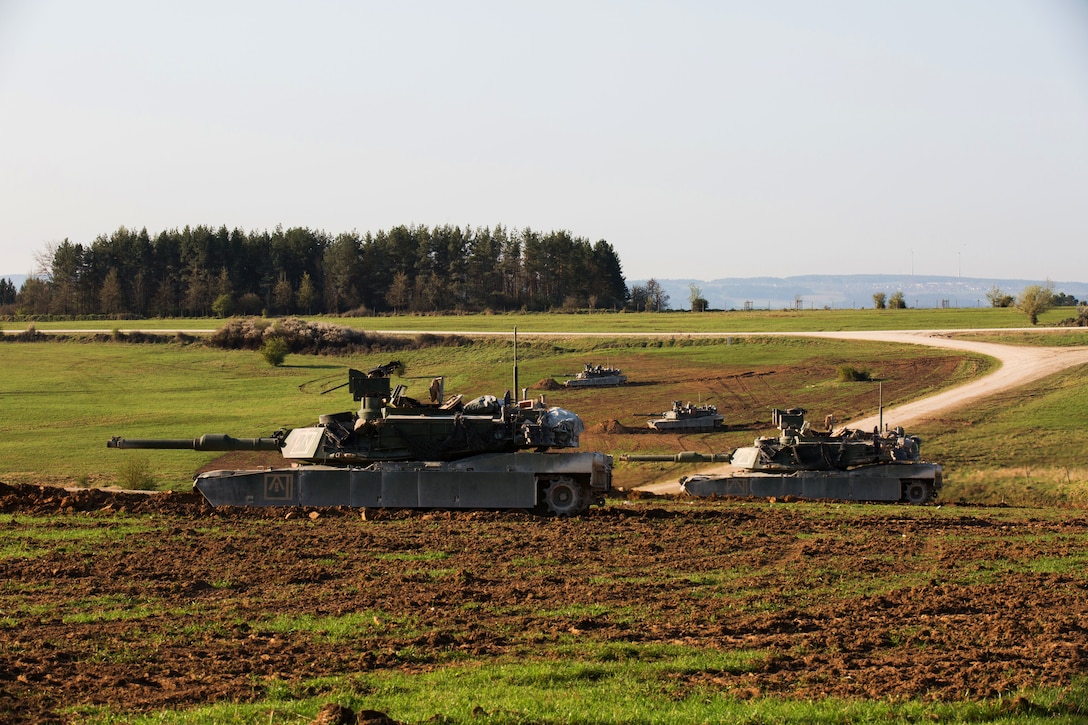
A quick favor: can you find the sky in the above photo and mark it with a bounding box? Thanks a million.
[1,1,1086,283]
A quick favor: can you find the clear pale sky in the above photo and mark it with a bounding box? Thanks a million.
[2,1,1086,282]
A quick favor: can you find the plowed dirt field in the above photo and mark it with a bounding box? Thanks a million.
[3,482,1088,723]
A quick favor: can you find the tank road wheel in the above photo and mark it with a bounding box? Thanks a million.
[542,477,589,516]
[903,480,932,505]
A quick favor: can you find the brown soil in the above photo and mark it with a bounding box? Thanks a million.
[588,419,640,434]
[3,482,1087,722]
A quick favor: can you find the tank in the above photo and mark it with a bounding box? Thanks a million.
[645,401,724,432]
[623,407,941,504]
[108,363,612,515]
[563,363,627,388]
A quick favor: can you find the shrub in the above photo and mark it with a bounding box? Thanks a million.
[207,317,272,349]
[261,337,289,366]
[237,292,263,316]
[837,365,871,382]
[117,456,156,490]
[212,293,235,318]
[208,317,474,355]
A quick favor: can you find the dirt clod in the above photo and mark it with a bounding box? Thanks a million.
[311,703,355,725]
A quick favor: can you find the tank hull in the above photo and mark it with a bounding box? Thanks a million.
[680,462,942,504]
[564,375,626,388]
[646,416,723,432]
[194,451,612,514]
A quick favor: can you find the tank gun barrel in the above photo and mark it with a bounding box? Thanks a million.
[107,434,282,452]
[622,452,732,463]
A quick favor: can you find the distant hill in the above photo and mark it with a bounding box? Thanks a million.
[639,275,1088,311]
[2,274,28,290]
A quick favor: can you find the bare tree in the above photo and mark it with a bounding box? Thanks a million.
[646,278,670,312]
[99,268,124,314]
[688,283,703,312]
[32,241,60,278]
[385,271,411,313]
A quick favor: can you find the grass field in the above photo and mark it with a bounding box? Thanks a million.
[4,304,1081,334]
[0,334,975,487]
[1,323,1087,504]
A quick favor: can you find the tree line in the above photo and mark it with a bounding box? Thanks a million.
[1,224,631,317]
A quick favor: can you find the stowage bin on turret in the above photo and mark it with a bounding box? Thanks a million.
[108,363,611,515]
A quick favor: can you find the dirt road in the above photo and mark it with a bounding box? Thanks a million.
[814,330,1088,430]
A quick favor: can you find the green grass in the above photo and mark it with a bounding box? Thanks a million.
[917,363,1088,505]
[0,342,350,487]
[960,330,1088,347]
[317,306,1068,333]
[0,514,159,558]
[1,312,1086,500]
[261,610,421,643]
[7,304,1078,334]
[375,551,451,562]
[59,594,165,624]
[67,650,1088,724]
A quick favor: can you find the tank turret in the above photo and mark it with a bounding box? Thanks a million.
[111,366,584,465]
[108,363,611,515]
